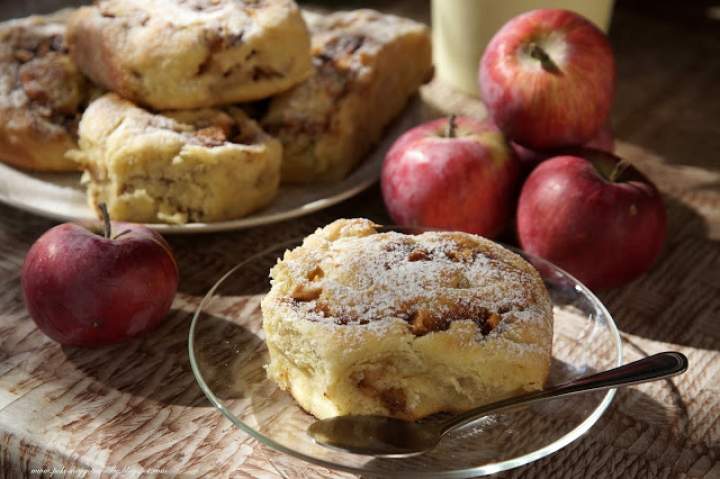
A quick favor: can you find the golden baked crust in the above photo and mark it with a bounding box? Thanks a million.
[71,93,282,224]
[67,0,313,110]
[262,219,553,420]
[0,10,94,172]
[261,10,432,183]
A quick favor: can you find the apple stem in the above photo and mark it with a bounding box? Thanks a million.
[609,159,630,182]
[529,43,561,74]
[446,115,457,138]
[98,203,112,239]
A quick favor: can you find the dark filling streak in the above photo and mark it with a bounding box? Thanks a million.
[291,297,503,337]
[263,34,369,139]
[10,31,86,136]
[227,32,244,47]
[285,238,516,336]
[251,65,284,81]
[323,33,366,58]
[407,306,501,337]
[379,388,407,415]
[196,54,213,76]
[196,29,246,77]
[178,0,227,13]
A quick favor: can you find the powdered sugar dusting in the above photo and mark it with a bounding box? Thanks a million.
[271,219,551,344]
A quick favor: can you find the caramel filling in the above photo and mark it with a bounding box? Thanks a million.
[352,369,408,415]
[286,234,529,337]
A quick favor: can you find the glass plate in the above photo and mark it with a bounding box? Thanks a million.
[188,227,622,477]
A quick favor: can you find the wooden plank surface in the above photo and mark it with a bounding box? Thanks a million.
[1,1,719,478]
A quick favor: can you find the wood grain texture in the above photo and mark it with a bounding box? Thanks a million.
[1,0,719,477]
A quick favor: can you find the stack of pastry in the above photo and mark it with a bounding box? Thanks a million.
[0,1,432,224]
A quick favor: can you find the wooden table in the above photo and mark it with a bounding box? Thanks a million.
[1,1,719,477]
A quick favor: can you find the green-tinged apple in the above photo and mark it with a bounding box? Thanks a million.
[479,9,615,150]
[381,116,520,238]
[22,207,179,346]
[516,151,666,290]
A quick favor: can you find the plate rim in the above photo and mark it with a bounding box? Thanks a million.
[3,174,379,235]
[187,236,623,477]
[0,154,379,235]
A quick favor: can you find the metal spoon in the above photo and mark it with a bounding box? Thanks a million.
[308,351,688,458]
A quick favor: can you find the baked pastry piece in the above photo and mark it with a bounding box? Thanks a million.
[261,10,432,183]
[262,219,553,420]
[67,0,313,110]
[0,10,94,171]
[71,93,282,224]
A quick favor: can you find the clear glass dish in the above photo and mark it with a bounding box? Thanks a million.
[188,227,623,477]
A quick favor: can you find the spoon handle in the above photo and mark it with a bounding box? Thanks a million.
[441,351,688,435]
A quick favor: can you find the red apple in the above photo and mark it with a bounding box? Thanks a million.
[513,123,615,173]
[479,9,615,150]
[22,211,179,347]
[381,116,520,237]
[584,123,615,152]
[517,151,666,290]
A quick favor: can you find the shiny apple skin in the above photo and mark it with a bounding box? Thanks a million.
[517,152,667,290]
[21,223,179,347]
[479,9,615,150]
[512,122,615,167]
[381,116,520,238]
[513,123,615,179]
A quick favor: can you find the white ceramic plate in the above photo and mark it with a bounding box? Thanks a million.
[0,99,423,234]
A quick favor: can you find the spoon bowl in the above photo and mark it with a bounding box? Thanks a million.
[308,415,442,457]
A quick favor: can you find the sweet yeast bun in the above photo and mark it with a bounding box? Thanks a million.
[262,218,553,420]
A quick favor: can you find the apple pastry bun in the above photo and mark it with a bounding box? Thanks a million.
[262,218,553,420]
[261,10,432,183]
[0,10,95,172]
[71,93,281,224]
[67,0,312,110]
